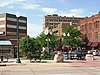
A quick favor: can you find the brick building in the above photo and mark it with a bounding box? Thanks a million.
[43,14,84,32]
[0,13,27,57]
[80,12,100,49]
[52,22,71,36]
[52,22,81,36]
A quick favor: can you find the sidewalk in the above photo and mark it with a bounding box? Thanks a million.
[0,56,100,67]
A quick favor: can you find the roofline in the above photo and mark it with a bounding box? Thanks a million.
[44,15,84,18]
[0,13,27,18]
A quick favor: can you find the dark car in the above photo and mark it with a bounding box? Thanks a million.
[70,50,86,60]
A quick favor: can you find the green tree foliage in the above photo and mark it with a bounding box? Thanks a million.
[35,32,57,50]
[19,35,34,55]
[62,25,82,47]
[35,32,47,47]
[49,32,58,49]
[19,31,58,59]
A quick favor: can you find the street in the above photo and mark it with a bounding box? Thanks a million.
[0,56,100,75]
[0,63,100,75]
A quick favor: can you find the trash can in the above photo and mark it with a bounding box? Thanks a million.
[1,56,3,62]
[85,54,94,61]
[54,51,64,62]
[85,50,94,62]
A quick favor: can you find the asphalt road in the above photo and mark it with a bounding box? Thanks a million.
[0,63,100,75]
[0,56,100,75]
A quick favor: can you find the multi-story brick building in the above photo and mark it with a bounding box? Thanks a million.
[43,14,84,31]
[52,22,71,36]
[43,14,84,51]
[0,13,27,57]
[80,12,100,49]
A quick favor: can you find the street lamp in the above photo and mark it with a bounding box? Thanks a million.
[67,33,70,36]
[63,33,70,37]
[63,32,70,59]
[63,32,70,47]
[16,12,21,63]
[44,27,51,54]
[46,38,50,54]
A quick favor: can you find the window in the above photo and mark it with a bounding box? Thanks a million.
[7,17,27,23]
[98,21,100,28]
[55,20,58,22]
[7,24,26,30]
[59,20,62,22]
[95,32,98,39]
[50,19,53,22]
[94,21,99,28]
[7,17,17,21]
[19,19,27,23]
[19,26,26,30]
[0,17,6,21]
[88,33,92,39]
[81,25,85,31]
[88,23,92,30]
[7,24,17,28]
[50,25,54,28]
[68,20,71,22]
[7,31,16,35]
[19,33,26,36]
[0,25,5,28]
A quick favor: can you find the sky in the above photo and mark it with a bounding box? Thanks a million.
[0,0,100,37]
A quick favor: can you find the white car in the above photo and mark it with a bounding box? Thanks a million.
[92,50,98,56]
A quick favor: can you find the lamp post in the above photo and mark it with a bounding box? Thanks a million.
[46,38,50,54]
[63,33,70,37]
[67,33,70,37]
[16,12,21,63]
[63,32,70,48]
[63,32,70,59]
[44,28,51,54]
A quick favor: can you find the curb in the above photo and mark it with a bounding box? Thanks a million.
[0,64,6,66]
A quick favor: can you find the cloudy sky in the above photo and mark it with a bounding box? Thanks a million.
[0,0,100,37]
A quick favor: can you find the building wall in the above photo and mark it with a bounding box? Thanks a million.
[52,22,71,36]
[43,14,84,31]
[0,45,14,58]
[80,12,100,42]
[0,13,27,58]
[0,13,27,46]
[0,14,6,36]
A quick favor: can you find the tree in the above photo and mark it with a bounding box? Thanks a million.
[35,32,47,47]
[62,25,82,48]
[35,32,58,50]
[19,35,34,56]
[19,31,58,59]
[49,32,58,50]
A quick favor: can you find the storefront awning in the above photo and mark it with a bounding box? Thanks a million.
[0,40,12,45]
[91,42,99,47]
[87,42,92,46]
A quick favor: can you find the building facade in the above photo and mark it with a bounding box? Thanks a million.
[52,22,71,36]
[80,12,100,48]
[43,14,84,31]
[0,41,14,58]
[0,13,27,57]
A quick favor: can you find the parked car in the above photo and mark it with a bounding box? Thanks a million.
[62,52,68,60]
[91,50,98,56]
[97,51,100,56]
[70,50,86,60]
